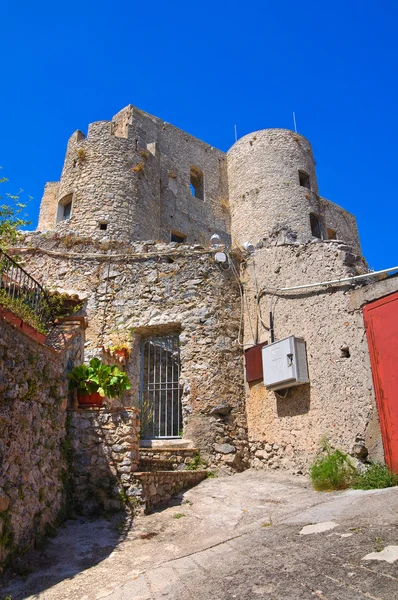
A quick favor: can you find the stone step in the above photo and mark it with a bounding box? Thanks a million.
[138,457,175,472]
[140,439,195,449]
[139,446,199,471]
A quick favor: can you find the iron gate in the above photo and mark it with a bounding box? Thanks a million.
[139,334,182,438]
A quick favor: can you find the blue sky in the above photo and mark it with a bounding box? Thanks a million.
[1,0,397,269]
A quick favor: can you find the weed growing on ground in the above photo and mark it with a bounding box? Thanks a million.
[261,518,273,527]
[310,439,355,491]
[185,452,208,471]
[173,513,185,519]
[374,536,384,552]
[352,463,398,490]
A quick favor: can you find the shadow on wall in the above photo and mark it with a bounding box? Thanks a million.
[275,383,311,418]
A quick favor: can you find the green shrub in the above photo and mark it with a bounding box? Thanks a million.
[310,441,355,491]
[352,463,398,490]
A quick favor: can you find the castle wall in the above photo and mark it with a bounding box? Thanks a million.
[18,233,249,472]
[37,182,59,231]
[227,129,361,254]
[38,106,230,246]
[240,240,383,472]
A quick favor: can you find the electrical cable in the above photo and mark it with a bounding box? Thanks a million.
[260,265,398,295]
[223,250,256,347]
[252,257,270,333]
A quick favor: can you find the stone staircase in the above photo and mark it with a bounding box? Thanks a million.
[133,440,207,512]
[138,440,199,472]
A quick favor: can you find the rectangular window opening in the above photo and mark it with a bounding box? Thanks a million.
[56,193,73,223]
[310,213,322,239]
[299,170,311,189]
[99,222,108,231]
[190,166,204,200]
[327,228,337,240]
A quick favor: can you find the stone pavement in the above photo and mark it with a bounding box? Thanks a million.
[2,471,398,600]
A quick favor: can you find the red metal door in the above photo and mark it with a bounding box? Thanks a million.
[364,291,398,472]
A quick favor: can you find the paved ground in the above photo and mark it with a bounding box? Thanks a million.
[1,471,398,600]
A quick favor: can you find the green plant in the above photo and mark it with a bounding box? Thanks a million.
[310,439,355,491]
[75,147,87,162]
[0,169,31,251]
[46,291,84,320]
[185,452,208,471]
[352,463,398,490]
[262,518,273,527]
[68,357,131,398]
[173,513,185,519]
[140,395,153,438]
[0,289,47,334]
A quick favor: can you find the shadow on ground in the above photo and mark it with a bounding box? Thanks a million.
[0,512,132,599]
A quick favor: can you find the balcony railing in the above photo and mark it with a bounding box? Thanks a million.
[0,250,53,331]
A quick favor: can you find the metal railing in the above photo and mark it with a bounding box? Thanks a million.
[0,250,53,330]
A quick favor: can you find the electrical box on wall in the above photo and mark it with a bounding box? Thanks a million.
[262,336,309,391]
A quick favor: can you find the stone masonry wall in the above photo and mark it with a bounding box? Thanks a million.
[131,471,207,513]
[38,105,230,246]
[17,233,249,472]
[227,129,361,254]
[67,407,140,514]
[241,239,382,473]
[0,315,83,569]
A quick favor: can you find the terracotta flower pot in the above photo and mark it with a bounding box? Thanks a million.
[114,348,128,360]
[78,391,104,407]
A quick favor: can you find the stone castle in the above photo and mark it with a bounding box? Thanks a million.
[4,103,398,571]
[19,104,398,472]
[38,104,359,253]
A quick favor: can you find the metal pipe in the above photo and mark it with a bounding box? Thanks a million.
[262,266,398,294]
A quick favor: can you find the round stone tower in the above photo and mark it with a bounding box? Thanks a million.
[43,117,162,243]
[227,129,322,247]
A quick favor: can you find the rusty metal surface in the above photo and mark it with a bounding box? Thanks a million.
[364,291,398,473]
[244,342,267,383]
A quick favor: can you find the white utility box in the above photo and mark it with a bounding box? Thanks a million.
[262,336,309,391]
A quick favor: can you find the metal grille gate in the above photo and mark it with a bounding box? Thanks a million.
[139,334,182,439]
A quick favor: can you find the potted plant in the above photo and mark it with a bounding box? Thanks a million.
[68,357,131,407]
[109,342,130,361]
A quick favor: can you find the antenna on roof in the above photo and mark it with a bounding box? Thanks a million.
[293,112,297,133]
[234,124,238,142]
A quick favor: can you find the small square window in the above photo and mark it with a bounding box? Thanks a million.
[99,223,108,231]
[170,231,186,243]
[327,228,337,240]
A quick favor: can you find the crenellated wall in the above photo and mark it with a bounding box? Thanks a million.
[38,105,230,246]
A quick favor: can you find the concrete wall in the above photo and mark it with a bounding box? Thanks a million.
[18,232,249,472]
[240,239,383,472]
[0,315,83,569]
